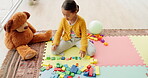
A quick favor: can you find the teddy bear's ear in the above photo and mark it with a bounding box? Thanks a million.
[23,11,30,19]
[4,20,13,32]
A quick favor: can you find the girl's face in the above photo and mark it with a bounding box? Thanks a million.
[62,8,77,21]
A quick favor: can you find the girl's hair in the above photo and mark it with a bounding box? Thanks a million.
[62,0,79,13]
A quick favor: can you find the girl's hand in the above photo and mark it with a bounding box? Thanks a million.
[52,45,58,51]
[79,50,86,58]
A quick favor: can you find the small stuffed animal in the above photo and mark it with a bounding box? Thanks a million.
[4,11,52,60]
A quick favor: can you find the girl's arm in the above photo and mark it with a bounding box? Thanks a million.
[80,21,88,52]
[53,19,64,46]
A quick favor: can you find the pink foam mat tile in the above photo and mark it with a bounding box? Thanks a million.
[94,36,145,66]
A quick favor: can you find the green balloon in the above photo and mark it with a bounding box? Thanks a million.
[88,20,103,34]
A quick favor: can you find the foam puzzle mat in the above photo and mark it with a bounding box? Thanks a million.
[40,36,148,78]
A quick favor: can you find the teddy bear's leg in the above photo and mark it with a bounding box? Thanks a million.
[30,30,52,43]
[16,45,37,60]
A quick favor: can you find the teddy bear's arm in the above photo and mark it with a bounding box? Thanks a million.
[5,34,15,49]
[27,22,36,33]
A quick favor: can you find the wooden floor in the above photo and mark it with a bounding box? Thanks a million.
[14,0,148,30]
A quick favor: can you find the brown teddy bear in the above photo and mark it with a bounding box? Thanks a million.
[4,11,52,60]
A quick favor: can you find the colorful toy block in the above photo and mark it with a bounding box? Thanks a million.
[62,67,66,70]
[40,67,46,72]
[59,74,64,78]
[100,39,105,43]
[70,65,78,74]
[63,64,69,68]
[83,72,89,76]
[41,62,50,66]
[61,57,65,60]
[70,73,75,77]
[104,42,108,46]
[54,68,62,71]
[51,57,56,60]
[77,70,82,75]
[46,57,50,60]
[93,59,98,64]
[95,66,100,75]
[65,71,71,75]
[64,75,68,78]
[87,65,91,69]
[67,76,72,78]
[89,67,93,77]
[80,66,87,72]
[57,57,61,60]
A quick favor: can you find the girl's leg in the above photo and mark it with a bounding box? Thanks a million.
[75,40,96,56]
[51,40,73,55]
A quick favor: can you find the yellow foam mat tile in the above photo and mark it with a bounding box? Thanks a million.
[129,36,148,66]
[42,41,90,67]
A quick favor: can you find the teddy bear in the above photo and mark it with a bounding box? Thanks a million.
[4,11,52,60]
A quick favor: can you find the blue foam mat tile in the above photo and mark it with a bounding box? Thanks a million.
[97,65,147,78]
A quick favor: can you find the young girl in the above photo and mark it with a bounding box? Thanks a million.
[52,0,96,57]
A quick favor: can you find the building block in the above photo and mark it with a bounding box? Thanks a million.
[80,66,87,72]
[59,74,64,78]
[76,63,79,67]
[66,67,70,71]
[70,73,75,77]
[49,65,53,68]
[62,67,66,71]
[83,72,89,76]
[64,75,68,78]
[89,67,93,77]
[95,66,100,75]
[63,64,69,68]
[65,71,71,75]
[75,57,78,60]
[54,68,62,71]
[104,42,108,46]
[40,67,46,72]
[87,65,91,69]
[67,76,72,78]
[57,57,61,60]
[70,65,78,74]
[46,57,50,60]
[51,57,56,60]
[61,57,65,60]
[41,62,50,66]
[100,39,105,43]
[92,73,96,77]
[46,66,50,70]
[77,70,82,75]
[93,59,98,64]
